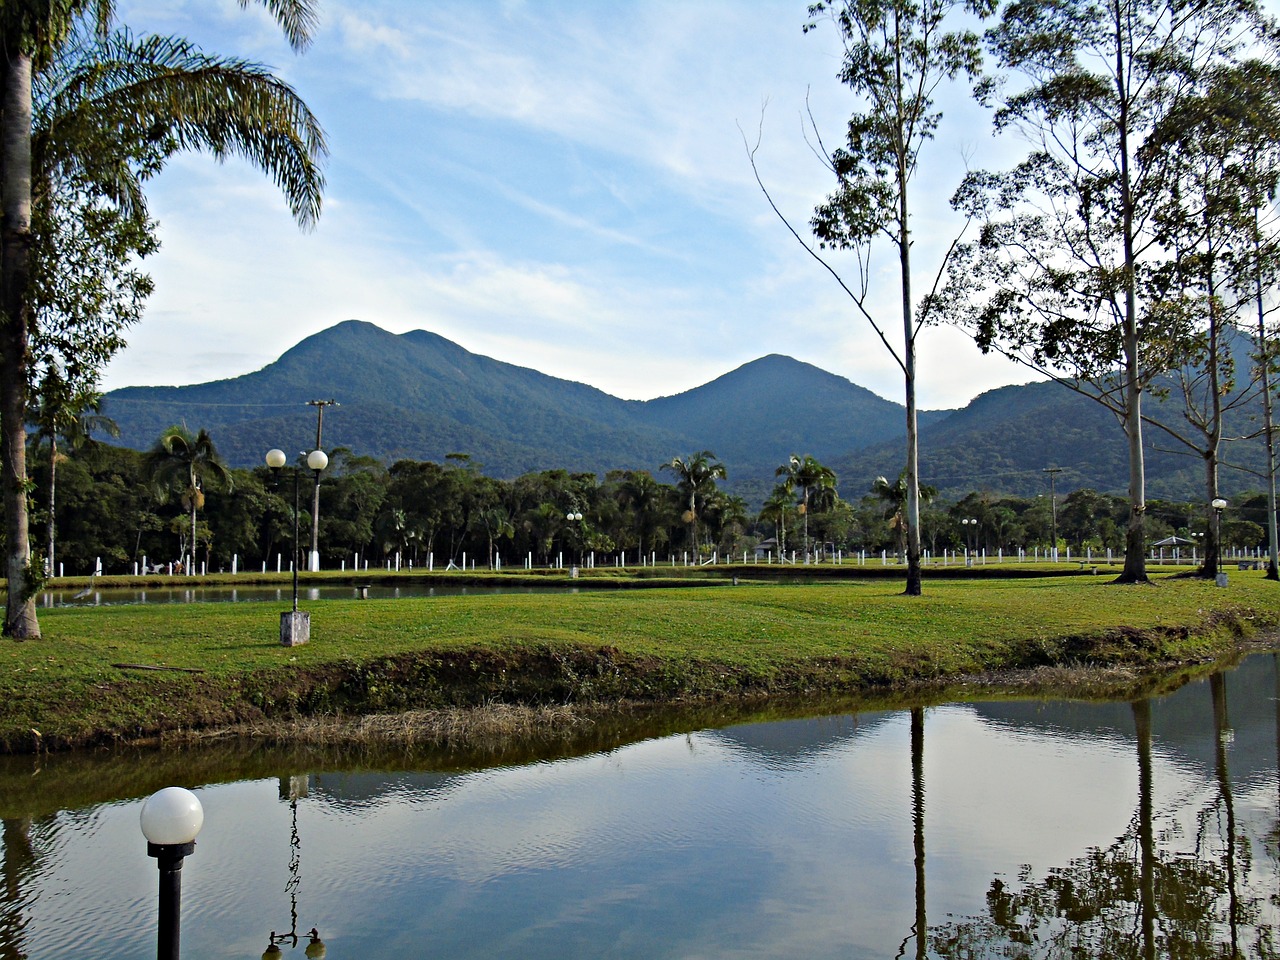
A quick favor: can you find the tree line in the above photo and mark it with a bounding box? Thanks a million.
[752,0,1280,597]
[26,435,1271,577]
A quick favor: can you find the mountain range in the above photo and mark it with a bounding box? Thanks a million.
[100,319,1272,504]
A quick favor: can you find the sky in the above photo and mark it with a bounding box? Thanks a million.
[101,0,1037,410]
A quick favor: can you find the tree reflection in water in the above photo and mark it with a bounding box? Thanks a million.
[898,706,927,960]
[0,819,34,960]
[930,676,1279,959]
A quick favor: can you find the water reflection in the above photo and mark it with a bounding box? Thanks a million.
[261,778,326,960]
[0,655,1275,959]
[931,663,1278,959]
[1,819,33,960]
[38,583,585,607]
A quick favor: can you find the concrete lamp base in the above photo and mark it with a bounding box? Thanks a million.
[280,610,311,647]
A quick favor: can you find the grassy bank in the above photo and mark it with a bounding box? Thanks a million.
[3,572,1278,753]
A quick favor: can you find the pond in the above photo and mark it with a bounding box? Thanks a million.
[37,582,587,607]
[0,654,1275,959]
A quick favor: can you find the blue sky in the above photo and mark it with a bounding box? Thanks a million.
[103,0,1034,409]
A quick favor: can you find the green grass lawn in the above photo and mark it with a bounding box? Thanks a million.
[3,571,1278,751]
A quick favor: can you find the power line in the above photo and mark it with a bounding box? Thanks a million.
[103,398,312,409]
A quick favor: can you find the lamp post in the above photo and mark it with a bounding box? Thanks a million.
[1213,497,1228,587]
[961,518,977,564]
[566,511,583,570]
[306,400,337,572]
[140,787,204,960]
[266,449,328,645]
[1044,467,1063,561]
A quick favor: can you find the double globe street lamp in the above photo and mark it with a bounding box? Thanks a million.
[566,510,583,570]
[266,449,329,645]
[961,517,977,564]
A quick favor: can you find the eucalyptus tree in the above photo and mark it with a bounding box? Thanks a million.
[1219,62,1280,581]
[143,425,231,570]
[0,1,325,637]
[940,0,1275,584]
[661,451,726,552]
[28,367,117,576]
[749,0,993,595]
[1142,61,1280,578]
[26,174,149,580]
[777,454,838,560]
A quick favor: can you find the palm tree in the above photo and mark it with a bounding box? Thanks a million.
[661,451,727,553]
[28,367,118,576]
[474,506,515,569]
[711,492,750,555]
[144,425,231,571]
[0,1,324,637]
[759,484,794,557]
[617,470,675,560]
[873,472,937,560]
[777,455,837,561]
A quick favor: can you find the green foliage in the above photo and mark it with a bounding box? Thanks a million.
[662,451,727,551]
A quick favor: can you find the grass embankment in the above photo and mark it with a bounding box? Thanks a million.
[3,572,1278,753]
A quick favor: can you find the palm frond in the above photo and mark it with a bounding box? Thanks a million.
[239,0,319,52]
[35,27,327,228]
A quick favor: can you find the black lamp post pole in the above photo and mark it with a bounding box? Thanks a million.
[1216,505,1224,578]
[148,841,195,960]
[292,464,301,613]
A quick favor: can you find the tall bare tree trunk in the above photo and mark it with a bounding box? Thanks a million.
[46,438,56,577]
[0,51,40,637]
[1254,221,1279,580]
[1115,1,1149,585]
[900,154,922,597]
[1200,264,1225,580]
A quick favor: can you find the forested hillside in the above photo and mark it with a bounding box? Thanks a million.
[102,319,1275,503]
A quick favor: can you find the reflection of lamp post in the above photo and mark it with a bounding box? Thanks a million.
[140,787,204,960]
[263,928,326,960]
[266,449,328,645]
[1213,497,1228,587]
[262,780,325,960]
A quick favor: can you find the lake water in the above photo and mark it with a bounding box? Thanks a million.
[1,654,1276,959]
[38,583,584,607]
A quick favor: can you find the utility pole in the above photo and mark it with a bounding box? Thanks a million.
[307,399,337,571]
[1044,467,1063,562]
